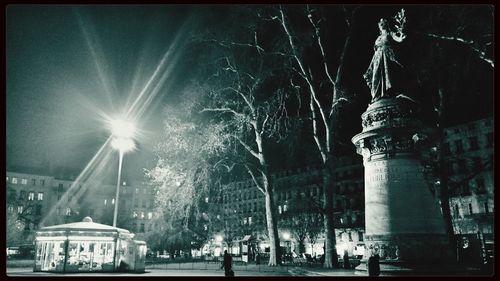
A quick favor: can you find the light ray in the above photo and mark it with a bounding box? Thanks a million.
[40,136,113,226]
[73,8,116,112]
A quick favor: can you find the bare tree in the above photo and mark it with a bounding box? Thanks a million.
[269,5,358,268]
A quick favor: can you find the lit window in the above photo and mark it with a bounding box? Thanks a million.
[148,212,153,220]
[66,208,71,215]
[21,178,28,185]
[205,197,209,203]
[217,215,221,220]
[283,204,288,212]
[17,206,23,213]
[133,211,138,218]
[104,199,107,205]
[243,218,247,225]
[37,192,44,201]
[8,206,14,212]
[28,192,35,201]
[141,212,145,219]
[6,176,8,182]
[112,198,115,205]
[204,224,208,231]
[12,178,18,184]
[278,205,282,214]
[248,217,252,225]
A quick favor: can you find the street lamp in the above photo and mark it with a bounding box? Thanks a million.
[110,118,136,227]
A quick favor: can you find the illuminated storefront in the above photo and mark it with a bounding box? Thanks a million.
[34,217,146,273]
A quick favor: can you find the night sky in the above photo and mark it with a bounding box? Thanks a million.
[7,5,195,181]
[6,5,493,181]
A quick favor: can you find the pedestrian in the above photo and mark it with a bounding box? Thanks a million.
[367,250,380,276]
[221,250,234,277]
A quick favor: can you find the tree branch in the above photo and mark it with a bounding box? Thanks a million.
[425,33,494,68]
[234,136,260,160]
[244,164,266,194]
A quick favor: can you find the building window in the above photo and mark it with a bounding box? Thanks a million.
[484,202,489,213]
[136,188,139,194]
[134,199,138,207]
[21,178,28,185]
[133,211,138,218]
[476,178,486,194]
[278,205,282,214]
[142,200,146,208]
[457,160,467,174]
[454,140,463,154]
[141,212,145,219]
[57,194,62,200]
[31,179,37,185]
[58,183,63,189]
[35,205,42,216]
[111,198,115,205]
[104,199,107,206]
[243,218,248,225]
[12,177,18,184]
[454,205,460,218]
[40,179,45,186]
[6,176,8,182]
[66,208,71,215]
[348,232,353,242]
[248,216,252,225]
[148,212,153,220]
[283,204,288,212]
[28,192,35,201]
[8,205,14,212]
[469,137,479,151]
[17,206,23,214]
[140,223,145,232]
[468,203,473,215]
[37,192,44,201]
[358,231,364,242]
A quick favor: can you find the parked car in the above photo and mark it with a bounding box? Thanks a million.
[158,253,170,259]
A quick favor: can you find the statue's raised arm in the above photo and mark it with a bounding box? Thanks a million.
[363,9,407,103]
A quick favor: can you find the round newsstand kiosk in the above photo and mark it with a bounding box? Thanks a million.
[34,217,146,273]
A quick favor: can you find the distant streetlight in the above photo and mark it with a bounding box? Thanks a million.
[110,119,136,227]
[283,232,291,241]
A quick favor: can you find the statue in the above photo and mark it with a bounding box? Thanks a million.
[364,10,407,103]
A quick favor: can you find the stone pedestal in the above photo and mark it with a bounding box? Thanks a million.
[352,97,451,274]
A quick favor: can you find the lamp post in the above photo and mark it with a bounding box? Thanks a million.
[110,119,136,227]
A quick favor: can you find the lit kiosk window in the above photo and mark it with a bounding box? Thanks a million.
[34,217,147,273]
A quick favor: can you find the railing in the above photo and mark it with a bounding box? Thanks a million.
[145,257,325,273]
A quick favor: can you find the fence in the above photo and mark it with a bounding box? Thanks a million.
[145,257,325,273]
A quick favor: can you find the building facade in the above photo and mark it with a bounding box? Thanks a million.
[6,117,493,263]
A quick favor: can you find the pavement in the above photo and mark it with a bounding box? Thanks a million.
[6,264,365,277]
[6,266,292,277]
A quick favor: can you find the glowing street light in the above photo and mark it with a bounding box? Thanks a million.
[110,118,136,227]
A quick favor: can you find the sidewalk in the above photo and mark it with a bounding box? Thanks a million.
[292,267,363,277]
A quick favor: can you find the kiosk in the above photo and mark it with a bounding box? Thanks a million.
[34,217,146,273]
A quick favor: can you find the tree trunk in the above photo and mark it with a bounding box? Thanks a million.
[255,125,281,266]
[322,158,339,268]
[264,187,280,266]
[438,133,457,260]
